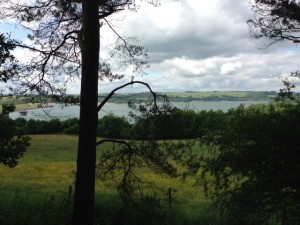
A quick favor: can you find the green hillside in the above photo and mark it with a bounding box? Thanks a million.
[98,91,278,103]
[1,91,281,107]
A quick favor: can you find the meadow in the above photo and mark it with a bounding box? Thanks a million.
[0,135,217,225]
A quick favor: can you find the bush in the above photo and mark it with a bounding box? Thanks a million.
[63,124,79,135]
[97,115,132,139]
[60,118,79,131]
[13,118,28,135]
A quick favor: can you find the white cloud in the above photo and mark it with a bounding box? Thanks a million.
[2,0,300,94]
[220,61,243,75]
[157,57,218,77]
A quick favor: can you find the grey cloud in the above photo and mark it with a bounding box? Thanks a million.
[76,0,300,93]
[120,1,255,61]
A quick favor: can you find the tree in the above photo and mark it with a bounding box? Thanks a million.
[200,92,300,225]
[0,104,30,167]
[276,70,300,100]
[0,1,160,224]
[72,1,99,224]
[248,0,300,46]
[0,33,30,166]
[0,33,18,91]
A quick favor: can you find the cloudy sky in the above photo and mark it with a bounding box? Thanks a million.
[94,0,300,94]
[2,0,300,94]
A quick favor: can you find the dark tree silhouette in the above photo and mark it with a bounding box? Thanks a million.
[0,33,18,90]
[0,33,30,167]
[0,104,30,167]
[248,0,300,46]
[72,1,99,224]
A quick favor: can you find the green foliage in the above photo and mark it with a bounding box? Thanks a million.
[61,118,79,135]
[8,116,133,137]
[13,117,27,134]
[132,106,227,140]
[63,124,79,135]
[194,110,227,138]
[0,193,72,225]
[0,192,214,225]
[0,104,30,167]
[0,33,17,83]
[23,119,59,134]
[274,71,300,102]
[133,108,194,140]
[97,115,132,139]
[201,101,300,225]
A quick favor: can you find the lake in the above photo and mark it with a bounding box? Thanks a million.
[9,101,267,121]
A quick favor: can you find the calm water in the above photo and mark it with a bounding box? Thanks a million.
[9,101,267,121]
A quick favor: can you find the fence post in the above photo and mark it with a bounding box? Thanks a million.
[68,185,73,201]
[168,187,172,207]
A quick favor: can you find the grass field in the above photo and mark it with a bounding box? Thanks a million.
[0,135,215,225]
[0,102,51,112]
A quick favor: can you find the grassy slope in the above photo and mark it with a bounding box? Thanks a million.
[0,102,49,112]
[0,135,207,205]
[0,135,77,195]
[0,135,215,225]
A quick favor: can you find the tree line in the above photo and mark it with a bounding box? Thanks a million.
[8,108,226,139]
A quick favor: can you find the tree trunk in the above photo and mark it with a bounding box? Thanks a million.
[72,0,99,224]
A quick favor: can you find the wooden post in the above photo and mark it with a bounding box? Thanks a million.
[68,185,73,200]
[168,188,172,207]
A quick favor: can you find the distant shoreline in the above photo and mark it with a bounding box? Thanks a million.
[1,91,290,110]
[14,103,54,112]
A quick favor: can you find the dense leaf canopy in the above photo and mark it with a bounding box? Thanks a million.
[201,99,300,225]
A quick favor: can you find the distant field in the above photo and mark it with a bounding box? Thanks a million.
[163,91,250,98]
[101,91,277,101]
[161,91,278,101]
[0,96,52,112]
[1,91,278,110]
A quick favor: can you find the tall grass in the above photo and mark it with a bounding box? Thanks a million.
[0,135,217,225]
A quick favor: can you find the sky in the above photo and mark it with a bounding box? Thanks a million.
[2,0,300,94]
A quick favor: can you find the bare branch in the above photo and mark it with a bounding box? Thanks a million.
[96,138,132,147]
[97,80,166,113]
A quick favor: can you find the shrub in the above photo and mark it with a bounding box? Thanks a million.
[97,115,132,139]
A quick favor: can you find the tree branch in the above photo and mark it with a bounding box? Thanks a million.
[96,138,132,147]
[97,80,166,113]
